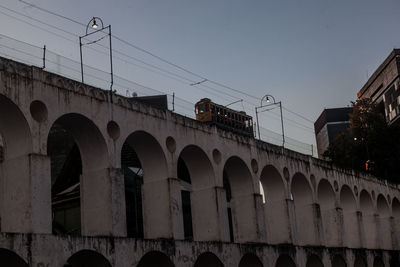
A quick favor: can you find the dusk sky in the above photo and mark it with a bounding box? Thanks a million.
[1,0,400,153]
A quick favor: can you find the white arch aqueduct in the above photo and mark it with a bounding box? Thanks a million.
[0,57,399,266]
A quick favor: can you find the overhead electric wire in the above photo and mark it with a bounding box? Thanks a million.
[13,0,317,144]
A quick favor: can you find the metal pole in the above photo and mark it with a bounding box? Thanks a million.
[255,107,260,140]
[42,45,46,69]
[172,92,175,111]
[279,101,285,147]
[108,25,114,93]
[79,36,84,83]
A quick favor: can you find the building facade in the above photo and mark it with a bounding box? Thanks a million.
[358,49,400,124]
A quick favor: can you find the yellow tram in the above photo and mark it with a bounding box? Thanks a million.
[195,98,254,136]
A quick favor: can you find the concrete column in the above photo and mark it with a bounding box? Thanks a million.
[320,207,342,247]
[215,186,230,242]
[1,153,51,233]
[360,212,378,249]
[141,177,183,239]
[81,168,128,236]
[391,217,400,250]
[292,202,319,246]
[377,214,392,250]
[231,193,265,243]
[191,186,226,241]
[254,193,267,243]
[264,198,292,244]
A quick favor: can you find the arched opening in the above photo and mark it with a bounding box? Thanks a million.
[122,131,167,239]
[360,190,377,249]
[0,248,28,267]
[178,146,217,241]
[194,252,223,267]
[373,257,384,267]
[48,113,108,236]
[331,254,347,267]
[260,165,290,244]
[66,250,111,267]
[0,94,38,233]
[137,251,174,267]
[340,185,360,248]
[354,255,367,267]
[306,254,323,267]
[393,198,400,249]
[317,179,339,246]
[377,194,391,249]
[239,253,263,267]
[223,156,257,242]
[275,254,296,267]
[291,173,317,245]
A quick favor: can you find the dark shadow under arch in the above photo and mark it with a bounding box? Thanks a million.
[373,256,384,267]
[332,254,347,267]
[275,254,296,267]
[66,250,111,267]
[239,253,263,267]
[0,248,28,267]
[354,255,367,267]
[137,251,174,267]
[306,254,323,267]
[194,252,224,267]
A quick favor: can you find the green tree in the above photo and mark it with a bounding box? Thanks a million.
[323,98,400,183]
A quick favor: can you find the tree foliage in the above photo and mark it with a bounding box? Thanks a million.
[323,98,400,183]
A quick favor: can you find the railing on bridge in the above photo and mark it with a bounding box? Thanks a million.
[0,33,317,156]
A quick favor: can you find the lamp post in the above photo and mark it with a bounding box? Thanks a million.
[79,17,114,94]
[255,94,285,147]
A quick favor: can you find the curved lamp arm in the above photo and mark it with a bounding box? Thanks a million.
[86,17,105,34]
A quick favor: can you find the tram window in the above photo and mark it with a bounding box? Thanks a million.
[211,106,215,113]
[198,104,205,114]
[205,104,209,112]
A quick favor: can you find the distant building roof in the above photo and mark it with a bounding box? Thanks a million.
[314,107,353,135]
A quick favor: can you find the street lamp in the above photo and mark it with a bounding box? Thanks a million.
[79,17,114,94]
[255,94,285,147]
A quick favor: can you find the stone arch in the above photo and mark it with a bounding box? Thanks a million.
[47,113,109,236]
[223,156,258,242]
[137,251,174,267]
[393,197,400,249]
[260,165,290,244]
[239,253,263,267]
[340,185,360,248]
[178,145,217,241]
[0,95,32,158]
[0,94,49,233]
[306,254,323,267]
[121,131,168,238]
[0,248,28,267]
[359,190,377,249]
[317,179,340,246]
[66,250,111,267]
[377,194,392,249]
[194,252,223,267]
[291,172,318,245]
[373,257,384,267]
[275,254,296,267]
[331,254,347,267]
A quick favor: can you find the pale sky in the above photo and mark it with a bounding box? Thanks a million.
[1,0,399,153]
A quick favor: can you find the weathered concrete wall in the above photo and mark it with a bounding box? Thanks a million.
[0,57,400,266]
[0,233,396,267]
